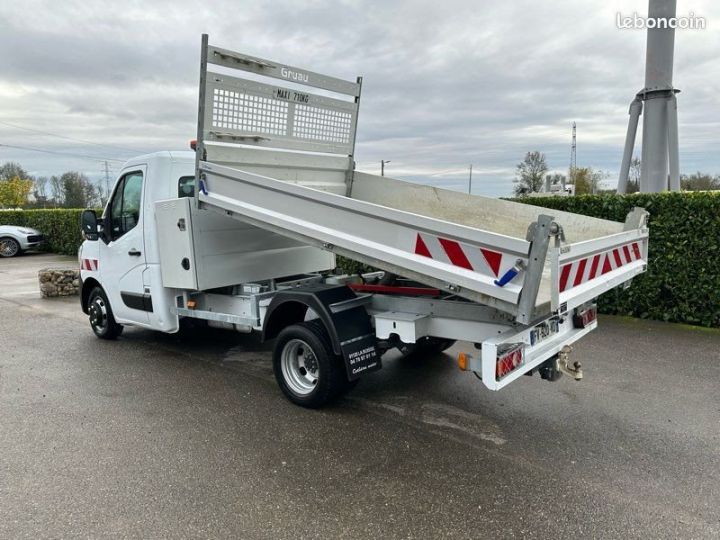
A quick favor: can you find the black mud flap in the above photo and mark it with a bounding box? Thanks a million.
[263,284,381,381]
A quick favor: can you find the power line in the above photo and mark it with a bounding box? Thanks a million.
[0,120,142,155]
[0,142,126,163]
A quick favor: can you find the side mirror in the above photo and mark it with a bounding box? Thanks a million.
[81,210,99,241]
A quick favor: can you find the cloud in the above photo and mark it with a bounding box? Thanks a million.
[0,0,718,195]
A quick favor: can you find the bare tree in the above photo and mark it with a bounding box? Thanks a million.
[0,161,29,182]
[627,157,641,194]
[514,151,548,196]
[50,175,63,206]
[681,172,720,191]
[32,176,50,208]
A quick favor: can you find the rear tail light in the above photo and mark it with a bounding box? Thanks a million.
[573,304,597,328]
[496,344,524,379]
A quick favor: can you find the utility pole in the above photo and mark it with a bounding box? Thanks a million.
[468,164,473,194]
[103,160,111,200]
[381,160,390,176]
[569,122,576,189]
[570,122,577,173]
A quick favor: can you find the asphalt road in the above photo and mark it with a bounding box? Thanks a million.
[1,254,719,539]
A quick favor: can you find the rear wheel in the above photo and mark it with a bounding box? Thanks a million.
[88,287,124,340]
[0,238,20,258]
[273,320,355,408]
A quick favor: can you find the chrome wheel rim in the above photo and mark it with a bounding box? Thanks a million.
[0,239,19,257]
[89,296,108,332]
[281,338,319,396]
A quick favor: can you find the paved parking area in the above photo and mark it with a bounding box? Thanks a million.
[1,253,719,538]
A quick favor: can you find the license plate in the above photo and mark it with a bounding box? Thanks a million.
[529,318,560,346]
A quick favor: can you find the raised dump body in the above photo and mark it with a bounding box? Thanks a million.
[192,35,648,325]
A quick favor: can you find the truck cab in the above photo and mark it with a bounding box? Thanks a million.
[79,152,195,333]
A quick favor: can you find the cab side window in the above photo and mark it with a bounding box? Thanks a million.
[107,171,143,241]
[178,176,195,198]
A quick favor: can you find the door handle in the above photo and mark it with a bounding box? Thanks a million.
[128,249,142,256]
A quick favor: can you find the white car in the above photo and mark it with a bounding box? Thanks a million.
[0,225,44,257]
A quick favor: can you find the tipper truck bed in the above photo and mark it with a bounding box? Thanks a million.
[78,35,649,407]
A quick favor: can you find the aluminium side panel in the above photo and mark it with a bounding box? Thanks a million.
[198,162,531,310]
[154,196,336,291]
[189,203,335,291]
[154,197,199,289]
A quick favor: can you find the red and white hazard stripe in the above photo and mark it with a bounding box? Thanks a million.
[414,233,504,278]
[559,241,642,293]
[81,258,99,271]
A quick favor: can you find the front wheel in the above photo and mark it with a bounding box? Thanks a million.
[88,287,124,340]
[0,238,21,258]
[273,320,355,408]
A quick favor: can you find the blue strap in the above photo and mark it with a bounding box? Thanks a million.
[494,266,520,287]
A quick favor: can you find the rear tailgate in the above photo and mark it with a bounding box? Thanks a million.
[551,228,649,313]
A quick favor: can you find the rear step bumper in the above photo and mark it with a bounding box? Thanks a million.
[466,311,597,391]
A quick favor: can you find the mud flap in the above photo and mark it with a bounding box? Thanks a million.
[263,284,381,381]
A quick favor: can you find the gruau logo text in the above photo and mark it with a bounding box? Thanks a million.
[280,67,309,83]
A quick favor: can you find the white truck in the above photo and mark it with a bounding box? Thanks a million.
[78,35,649,407]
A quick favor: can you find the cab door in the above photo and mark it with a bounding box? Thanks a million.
[99,167,150,325]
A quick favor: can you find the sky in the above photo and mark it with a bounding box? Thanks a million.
[0,0,718,197]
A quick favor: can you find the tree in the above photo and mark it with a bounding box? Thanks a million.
[514,151,548,196]
[571,167,605,195]
[58,172,100,208]
[681,172,720,191]
[0,162,29,182]
[50,175,63,203]
[32,176,49,206]
[0,176,33,208]
[0,162,33,208]
[627,157,641,194]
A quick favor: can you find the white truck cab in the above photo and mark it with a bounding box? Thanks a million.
[79,152,195,333]
[78,36,649,408]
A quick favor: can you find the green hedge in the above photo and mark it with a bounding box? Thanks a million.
[0,209,87,256]
[5,194,719,327]
[515,192,720,327]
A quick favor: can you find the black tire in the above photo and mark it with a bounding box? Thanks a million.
[272,320,354,408]
[0,237,21,258]
[88,286,124,340]
[422,337,457,354]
